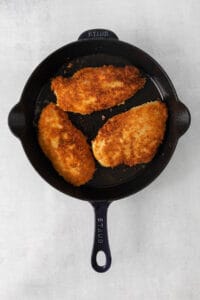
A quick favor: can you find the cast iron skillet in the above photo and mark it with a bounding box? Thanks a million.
[8,29,191,272]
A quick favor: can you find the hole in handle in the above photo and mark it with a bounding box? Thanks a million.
[96,250,106,267]
[92,249,111,273]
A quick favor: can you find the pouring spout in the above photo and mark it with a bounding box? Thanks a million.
[175,100,191,137]
[8,103,25,139]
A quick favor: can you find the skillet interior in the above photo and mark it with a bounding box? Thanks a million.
[34,53,165,188]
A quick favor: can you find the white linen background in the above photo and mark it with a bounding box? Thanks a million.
[0,0,199,299]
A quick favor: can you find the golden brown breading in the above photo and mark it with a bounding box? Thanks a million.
[51,65,146,114]
[92,101,168,167]
[38,103,95,186]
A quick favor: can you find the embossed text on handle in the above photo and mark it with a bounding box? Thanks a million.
[88,30,109,38]
[97,217,104,244]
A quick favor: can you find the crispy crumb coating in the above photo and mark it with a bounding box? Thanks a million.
[38,103,95,186]
[92,101,168,167]
[51,65,146,114]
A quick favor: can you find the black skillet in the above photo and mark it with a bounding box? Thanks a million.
[8,29,191,272]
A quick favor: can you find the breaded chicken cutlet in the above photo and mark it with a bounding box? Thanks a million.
[51,65,146,114]
[38,103,95,186]
[92,101,168,167]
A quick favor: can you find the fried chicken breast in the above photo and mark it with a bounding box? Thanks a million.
[38,103,95,186]
[92,101,168,167]
[51,65,146,114]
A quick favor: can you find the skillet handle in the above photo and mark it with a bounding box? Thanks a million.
[78,29,118,40]
[91,201,112,272]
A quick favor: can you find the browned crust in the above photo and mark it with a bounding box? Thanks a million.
[51,65,146,114]
[38,103,95,186]
[92,101,168,167]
